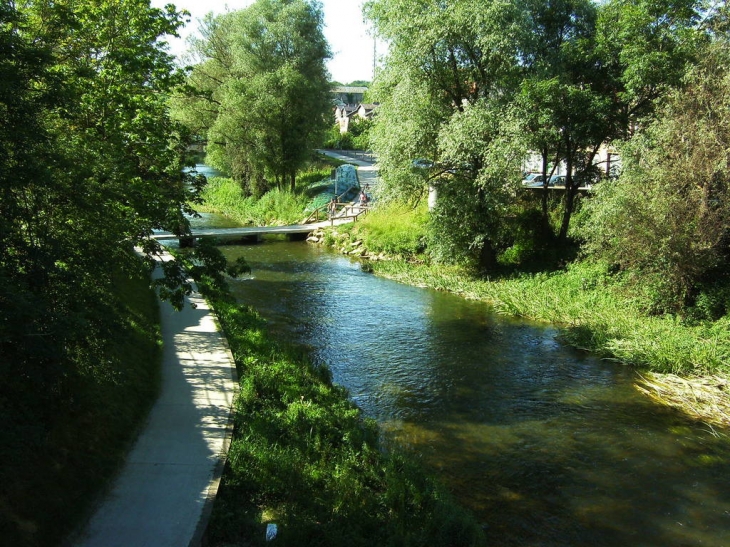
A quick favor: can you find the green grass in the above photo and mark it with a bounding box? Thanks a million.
[197,281,486,547]
[200,178,311,225]
[340,200,430,257]
[197,155,348,226]
[2,258,162,547]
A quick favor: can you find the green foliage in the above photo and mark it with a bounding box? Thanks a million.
[323,125,355,150]
[0,3,205,542]
[346,201,429,257]
[348,116,374,150]
[201,177,311,225]
[1,258,162,547]
[197,284,486,547]
[365,0,712,261]
[173,0,332,193]
[583,40,730,315]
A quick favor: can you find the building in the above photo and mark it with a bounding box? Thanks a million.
[331,86,368,106]
[334,102,379,134]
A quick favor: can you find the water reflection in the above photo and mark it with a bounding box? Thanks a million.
[183,165,239,229]
[221,240,730,547]
[188,163,224,179]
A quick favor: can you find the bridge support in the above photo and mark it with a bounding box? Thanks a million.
[287,232,308,242]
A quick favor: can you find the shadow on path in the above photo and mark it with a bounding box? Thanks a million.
[74,253,237,547]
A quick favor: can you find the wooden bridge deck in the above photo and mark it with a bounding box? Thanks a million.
[151,218,354,242]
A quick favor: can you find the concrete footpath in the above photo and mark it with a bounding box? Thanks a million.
[75,252,238,547]
[317,149,379,192]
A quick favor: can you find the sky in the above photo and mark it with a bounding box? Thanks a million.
[151,0,381,84]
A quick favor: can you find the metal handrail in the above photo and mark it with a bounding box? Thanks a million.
[304,188,359,224]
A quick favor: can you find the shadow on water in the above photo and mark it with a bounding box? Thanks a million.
[219,240,730,547]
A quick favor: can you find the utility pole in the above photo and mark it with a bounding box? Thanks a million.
[373,34,376,80]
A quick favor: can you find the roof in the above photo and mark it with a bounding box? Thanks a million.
[331,86,369,94]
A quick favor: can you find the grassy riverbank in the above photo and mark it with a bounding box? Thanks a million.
[3,258,162,547]
[317,210,730,428]
[195,279,485,547]
[197,154,343,226]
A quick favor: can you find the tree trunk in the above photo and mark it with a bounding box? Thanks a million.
[539,148,554,240]
[558,142,575,242]
[479,239,498,273]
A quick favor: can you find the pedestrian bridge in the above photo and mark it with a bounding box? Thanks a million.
[151,206,367,245]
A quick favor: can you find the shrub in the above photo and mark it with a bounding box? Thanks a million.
[582,42,730,315]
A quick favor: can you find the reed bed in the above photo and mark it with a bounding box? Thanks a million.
[636,373,730,428]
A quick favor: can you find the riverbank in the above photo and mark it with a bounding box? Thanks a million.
[2,258,162,547]
[194,279,486,546]
[308,227,730,429]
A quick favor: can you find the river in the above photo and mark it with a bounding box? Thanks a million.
[183,186,730,545]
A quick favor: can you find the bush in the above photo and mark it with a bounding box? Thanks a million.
[582,42,730,315]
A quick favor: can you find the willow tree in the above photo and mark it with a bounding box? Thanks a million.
[366,0,709,267]
[365,0,526,268]
[175,0,332,194]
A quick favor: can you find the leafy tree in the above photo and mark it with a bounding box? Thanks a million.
[515,0,703,243]
[1,2,207,540]
[174,0,332,195]
[365,0,525,267]
[365,0,710,267]
[583,39,730,316]
[514,0,605,242]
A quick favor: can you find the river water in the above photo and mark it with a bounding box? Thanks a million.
[190,203,730,545]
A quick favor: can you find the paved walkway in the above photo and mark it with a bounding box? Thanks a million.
[75,154,375,546]
[75,252,237,547]
[317,149,379,193]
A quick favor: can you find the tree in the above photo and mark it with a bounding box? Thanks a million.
[175,0,332,195]
[0,0,198,440]
[514,0,607,242]
[584,38,730,316]
[1,1,212,541]
[365,0,525,267]
[365,0,710,267]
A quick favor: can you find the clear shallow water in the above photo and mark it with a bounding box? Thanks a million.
[184,164,240,229]
[219,239,730,547]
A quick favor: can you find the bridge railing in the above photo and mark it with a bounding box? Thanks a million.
[304,202,370,225]
[303,187,364,224]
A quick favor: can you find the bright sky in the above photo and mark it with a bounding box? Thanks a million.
[152,0,380,83]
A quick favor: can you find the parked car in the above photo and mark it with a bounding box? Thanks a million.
[522,174,546,186]
[548,174,566,187]
[412,158,434,169]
